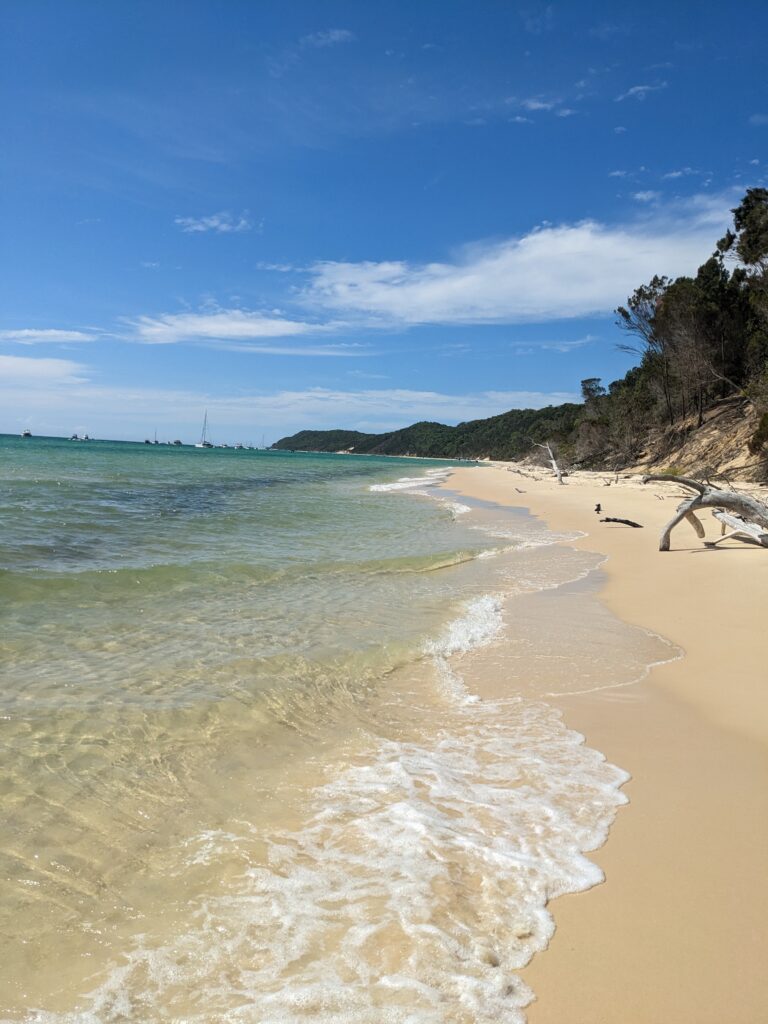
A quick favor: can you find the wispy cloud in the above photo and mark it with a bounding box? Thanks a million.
[256,262,296,273]
[541,334,597,352]
[749,113,768,126]
[302,193,735,326]
[615,82,668,101]
[509,96,577,120]
[174,212,253,234]
[0,328,97,344]
[0,354,89,383]
[299,29,355,49]
[270,27,356,77]
[130,310,326,345]
[589,22,629,41]
[632,190,660,202]
[213,342,366,357]
[512,335,595,355]
[662,166,699,179]
[129,310,368,357]
[520,97,557,112]
[519,5,555,34]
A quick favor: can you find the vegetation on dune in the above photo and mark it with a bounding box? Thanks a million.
[275,190,768,475]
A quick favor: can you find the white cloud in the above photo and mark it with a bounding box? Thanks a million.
[541,334,597,352]
[509,115,532,124]
[256,261,296,272]
[0,354,89,383]
[0,328,96,344]
[556,108,577,118]
[302,194,733,326]
[131,310,324,345]
[608,170,627,177]
[300,29,355,49]
[749,114,768,126]
[520,98,557,111]
[614,125,627,133]
[662,166,699,179]
[615,83,667,101]
[632,190,660,202]
[174,212,252,234]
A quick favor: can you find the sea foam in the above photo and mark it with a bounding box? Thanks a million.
[29,595,630,1024]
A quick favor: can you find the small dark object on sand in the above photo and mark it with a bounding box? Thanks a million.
[594,503,602,514]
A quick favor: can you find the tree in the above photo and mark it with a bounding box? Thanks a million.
[616,275,676,426]
[718,187,768,272]
[580,378,606,403]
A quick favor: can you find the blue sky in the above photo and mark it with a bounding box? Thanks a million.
[1,1,766,443]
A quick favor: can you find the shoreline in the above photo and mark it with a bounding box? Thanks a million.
[442,464,768,1023]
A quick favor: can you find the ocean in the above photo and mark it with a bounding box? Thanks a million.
[0,436,672,1022]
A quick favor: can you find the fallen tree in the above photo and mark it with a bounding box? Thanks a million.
[642,475,768,551]
[532,440,565,484]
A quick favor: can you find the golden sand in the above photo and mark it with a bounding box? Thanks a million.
[443,465,768,1023]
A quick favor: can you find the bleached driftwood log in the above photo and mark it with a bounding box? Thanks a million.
[705,510,768,547]
[684,511,706,538]
[642,475,768,551]
[532,441,564,485]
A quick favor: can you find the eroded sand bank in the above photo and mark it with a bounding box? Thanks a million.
[443,464,768,1023]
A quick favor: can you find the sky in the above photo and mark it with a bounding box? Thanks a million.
[1,0,767,444]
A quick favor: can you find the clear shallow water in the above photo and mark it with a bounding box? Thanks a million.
[0,437,672,1021]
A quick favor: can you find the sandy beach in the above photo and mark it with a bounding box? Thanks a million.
[443,464,768,1023]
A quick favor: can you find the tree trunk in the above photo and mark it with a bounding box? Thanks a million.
[532,441,564,484]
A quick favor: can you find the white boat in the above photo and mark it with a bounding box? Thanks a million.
[21,429,32,438]
[194,411,214,448]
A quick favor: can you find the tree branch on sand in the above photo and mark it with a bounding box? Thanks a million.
[642,475,768,551]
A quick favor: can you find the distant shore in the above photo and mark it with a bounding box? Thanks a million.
[442,464,768,1023]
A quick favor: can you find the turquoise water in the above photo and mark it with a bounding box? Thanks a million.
[0,436,670,1022]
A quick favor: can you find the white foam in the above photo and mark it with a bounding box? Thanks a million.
[471,521,585,549]
[424,593,504,660]
[369,468,455,493]
[41,695,627,1024]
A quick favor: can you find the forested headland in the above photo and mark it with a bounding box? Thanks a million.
[275,190,768,478]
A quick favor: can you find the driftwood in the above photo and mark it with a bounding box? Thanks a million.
[704,510,768,548]
[600,517,643,528]
[532,440,564,485]
[684,511,706,538]
[642,475,768,551]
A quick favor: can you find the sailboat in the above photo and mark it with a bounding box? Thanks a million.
[194,410,214,448]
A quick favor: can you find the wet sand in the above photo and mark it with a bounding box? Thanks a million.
[443,465,768,1023]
